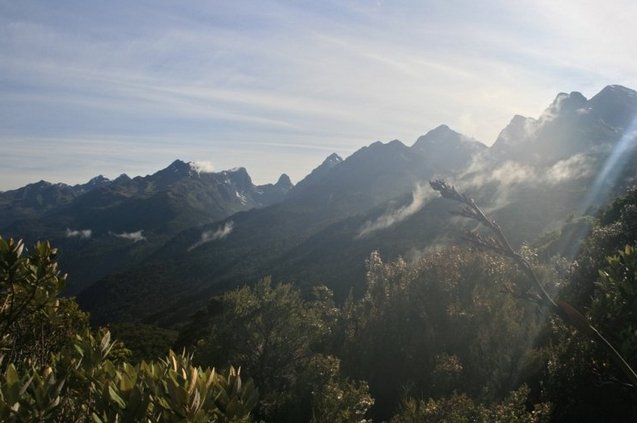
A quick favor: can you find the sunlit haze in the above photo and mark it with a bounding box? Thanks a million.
[1,0,636,190]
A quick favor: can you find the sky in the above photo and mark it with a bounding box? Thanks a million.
[1,0,636,190]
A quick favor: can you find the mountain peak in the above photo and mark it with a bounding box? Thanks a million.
[492,85,637,163]
[114,173,131,183]
[492,114,537,148]
[596,84,637,98]
[511,114,530,123]
[230,166,248,173]
[150,159,198,185]
[366,140,408,154]
[588,84,637,129]
[387,139,405,147]
[292,153,343,192]
[85,175,110,186]
[413,124,483,150]
[429,124,452,134]
[544,91,587,117]
[275,173,293,189]
[411,125,485,171]
[219,166,251,185]
[166,159,190,173]
[322,153,343,167]
[589,84,637,105]
[416,124,456,140]
[32,180,52,188]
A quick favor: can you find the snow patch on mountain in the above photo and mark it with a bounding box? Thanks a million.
[235,191,248,205]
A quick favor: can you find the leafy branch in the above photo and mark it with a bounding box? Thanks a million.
[429,179,637,387]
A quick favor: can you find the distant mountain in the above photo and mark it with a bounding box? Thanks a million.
[255,173,294,206]
[78,127,489,325]
[492,85,637,163]
[0,175,115,229]
[412,124,487,171]
[0,181,78,229]
[291,153,343,193]
[6,85,637,329]
[588,85,637,129]
[1,161,292,294]
[217,83,637,306]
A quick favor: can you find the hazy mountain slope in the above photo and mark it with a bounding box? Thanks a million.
[20,85,637,327]
[412,124,487,171]
[492,85,637,164]
[78,132,489,324]
[245,97,637,304]
[246,141,628,300]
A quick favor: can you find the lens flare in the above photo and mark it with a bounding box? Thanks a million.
[578,115,637,215]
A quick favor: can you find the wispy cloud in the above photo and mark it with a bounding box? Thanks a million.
[189,160,214,174]
[188,221,234,251]
[66,228,92,239]
[464,154,595,189]
[457,153,597,212]
[110,230,146,243]
[357,184,435,238]
[547,154,596,183]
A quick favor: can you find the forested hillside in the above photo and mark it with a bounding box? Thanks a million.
[2,184,637,421]
[71,85,637,326]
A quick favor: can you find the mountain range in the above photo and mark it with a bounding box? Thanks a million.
[0,162,292,294]
[2,84,637,327]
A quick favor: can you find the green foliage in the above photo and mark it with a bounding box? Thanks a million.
[305,355,374,423]
[0,237,87,369]
[599,186,637,226]
[391,385,551,423]
[0,237,66,336]
[542,244,637,421]
[0,330,259,422]
[535,188,637,421]
[338,247,544,420]
[194,278,325,393]
[592,244,637,363]
[564,186,637,307]
[192,278,371,421]
[109,323,178,363]
[0,236,259,422]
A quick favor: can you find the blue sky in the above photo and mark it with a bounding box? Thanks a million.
[1,0,636,190]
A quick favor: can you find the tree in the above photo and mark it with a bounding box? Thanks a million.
[0,330,259,422]
[429,181,637,421]
[338,248,543,420]
[542,245,637,421]
[429,180,637,387]
[192,278,371,422]
[390,385,550,423]
[0,236,259,422]
[0,237,85,369]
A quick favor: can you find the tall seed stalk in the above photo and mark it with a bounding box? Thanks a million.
[430,179,637,387]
